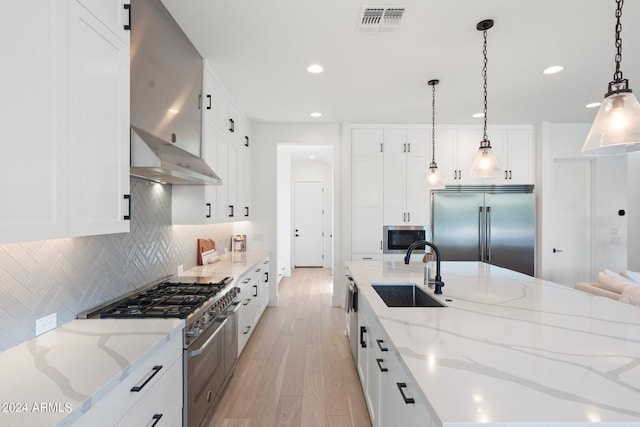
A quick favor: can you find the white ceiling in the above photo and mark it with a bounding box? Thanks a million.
[161,0,640,126]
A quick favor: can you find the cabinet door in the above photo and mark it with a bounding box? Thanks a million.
[227,141,239,219]
[506,129,534,184]
[352,208,383,254]
[68,0,130,236]
[352,158,383,208]
[216,134,230,220]
[383,156,406,224]
[76,0,130,42]
[352,129,383,157]
[456,129,482,184]
[434,129,457,185]
[405,129,428,157]
[404,158,429,225]
[0,1,68,243]
[243,146,252,218]
[383,129,406,156]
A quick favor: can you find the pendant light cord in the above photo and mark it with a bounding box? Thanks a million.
[481,27,489,147]
[431,82,436,164]
[613,0,624,82]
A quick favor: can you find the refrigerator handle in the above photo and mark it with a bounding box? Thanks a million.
[486,206,492,261]
[479,207,485,261]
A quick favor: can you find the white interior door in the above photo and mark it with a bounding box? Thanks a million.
[294,181,324,267]
[550,159,592,286]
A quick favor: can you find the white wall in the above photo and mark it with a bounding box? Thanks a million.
[251,123,344,306]
[537,122,628,281]
[291,158,333,268]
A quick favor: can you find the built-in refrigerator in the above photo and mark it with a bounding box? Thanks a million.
[431,186,535,276]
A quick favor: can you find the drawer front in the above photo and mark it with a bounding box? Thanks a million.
[116,356,182,427]
[75,332,182,425]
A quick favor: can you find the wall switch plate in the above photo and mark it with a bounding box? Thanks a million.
[35,313,57,336]
[177,264,183,275]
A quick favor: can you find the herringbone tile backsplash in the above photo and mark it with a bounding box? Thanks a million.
[0,178,233,351]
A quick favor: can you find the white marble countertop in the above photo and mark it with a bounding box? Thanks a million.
[180,250,270,280]
[0,318,183,427]
[346,260,640,426]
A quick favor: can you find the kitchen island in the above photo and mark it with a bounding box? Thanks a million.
[347,260,640,426]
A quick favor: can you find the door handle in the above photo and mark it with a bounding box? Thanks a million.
[486,206,491,261]
[478,206,485,261]
[553,248,563,253]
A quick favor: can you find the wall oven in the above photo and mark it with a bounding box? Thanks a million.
[383,225,431,254]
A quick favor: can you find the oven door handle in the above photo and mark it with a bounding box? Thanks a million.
[188,318,228,357]
[229,301,242,313]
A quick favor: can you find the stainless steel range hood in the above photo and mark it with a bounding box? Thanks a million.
[130,127,222,185]
[129,0,221,185]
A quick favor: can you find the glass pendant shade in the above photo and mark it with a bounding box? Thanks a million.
[470,144,501,178]
[425,163,444,189]
[582,90,640,156]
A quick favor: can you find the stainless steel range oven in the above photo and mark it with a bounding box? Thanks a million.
[79,275,238,427]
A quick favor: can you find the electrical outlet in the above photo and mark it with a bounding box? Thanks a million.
[35,313,57,336]
[177,264,183,275]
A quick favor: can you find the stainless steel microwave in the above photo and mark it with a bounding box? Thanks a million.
[383,225,432,254]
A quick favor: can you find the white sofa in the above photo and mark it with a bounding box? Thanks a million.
[575,269,640,307]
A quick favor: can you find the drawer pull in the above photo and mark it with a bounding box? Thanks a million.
[396,382,415,404]
[243,326,251,334]
[376,339,388,352]
[376,358,388,372]
[151,414,163,427]
[360,326,367,348]
[130,365,163,392]
[243,298,251,306]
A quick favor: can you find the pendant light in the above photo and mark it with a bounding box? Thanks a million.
[470,19,502,179]
[582,0,640,156]
[425,79,444,189]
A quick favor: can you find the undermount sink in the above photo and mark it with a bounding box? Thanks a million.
[371,283,446,308]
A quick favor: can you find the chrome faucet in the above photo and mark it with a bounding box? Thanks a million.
[404,240,445,294]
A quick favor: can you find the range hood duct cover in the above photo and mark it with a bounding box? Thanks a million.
[130,127,222,185]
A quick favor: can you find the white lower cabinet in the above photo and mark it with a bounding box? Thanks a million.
[237,255,270,354]
[75,332,182,426]
[357,290,436,427]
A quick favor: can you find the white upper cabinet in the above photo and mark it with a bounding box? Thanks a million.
[382,129,429,225]
[352,128,383,157]
[0,0,131,244]
[68,0,131,236]
[173,61,252,225]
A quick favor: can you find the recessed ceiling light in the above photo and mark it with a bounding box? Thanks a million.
[308,155,317,159]
[307,64,324,74]
[585,102,601,108]
[543,65,564,74]
[310,112,322,118]
[472,113,484,118]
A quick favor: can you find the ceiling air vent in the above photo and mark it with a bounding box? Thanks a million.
[359,7,405,33]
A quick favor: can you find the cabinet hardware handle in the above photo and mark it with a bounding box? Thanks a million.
[360,326,367,348]
[150,414,163,427]
[245,206,249,217]
[363,257,373,260]
[253,284,258,297]
[229,205,234,217]
[407,212,410,222]
[509,170,512,179]
[130,365,163,392]
[243,326,251,334]
[380,143,383,153]
[376,358,388,372]
[242,278,251,284]
[376,339,388,351]
[206,94,212,110]
[403,212,406,222]
[229,119,235,132]
[403,143,406,153]
[123,194,131,220]
[245,136,250,147]
[396,382,415,404]
[206,203,212,218]
[123,4,131,30]
[243,298,251,305]
[408,143,411,152]
[265,272,269,282]
[458,170,461,179]
[505,171,508,179]
[380,240,383,250]
[553,248,563,253]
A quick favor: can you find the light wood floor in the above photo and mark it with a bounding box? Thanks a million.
[205,268,372,427]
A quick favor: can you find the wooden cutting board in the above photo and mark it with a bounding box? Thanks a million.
[197,238,216,265]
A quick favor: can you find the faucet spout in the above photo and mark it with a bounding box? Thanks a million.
[404,240,445,294]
